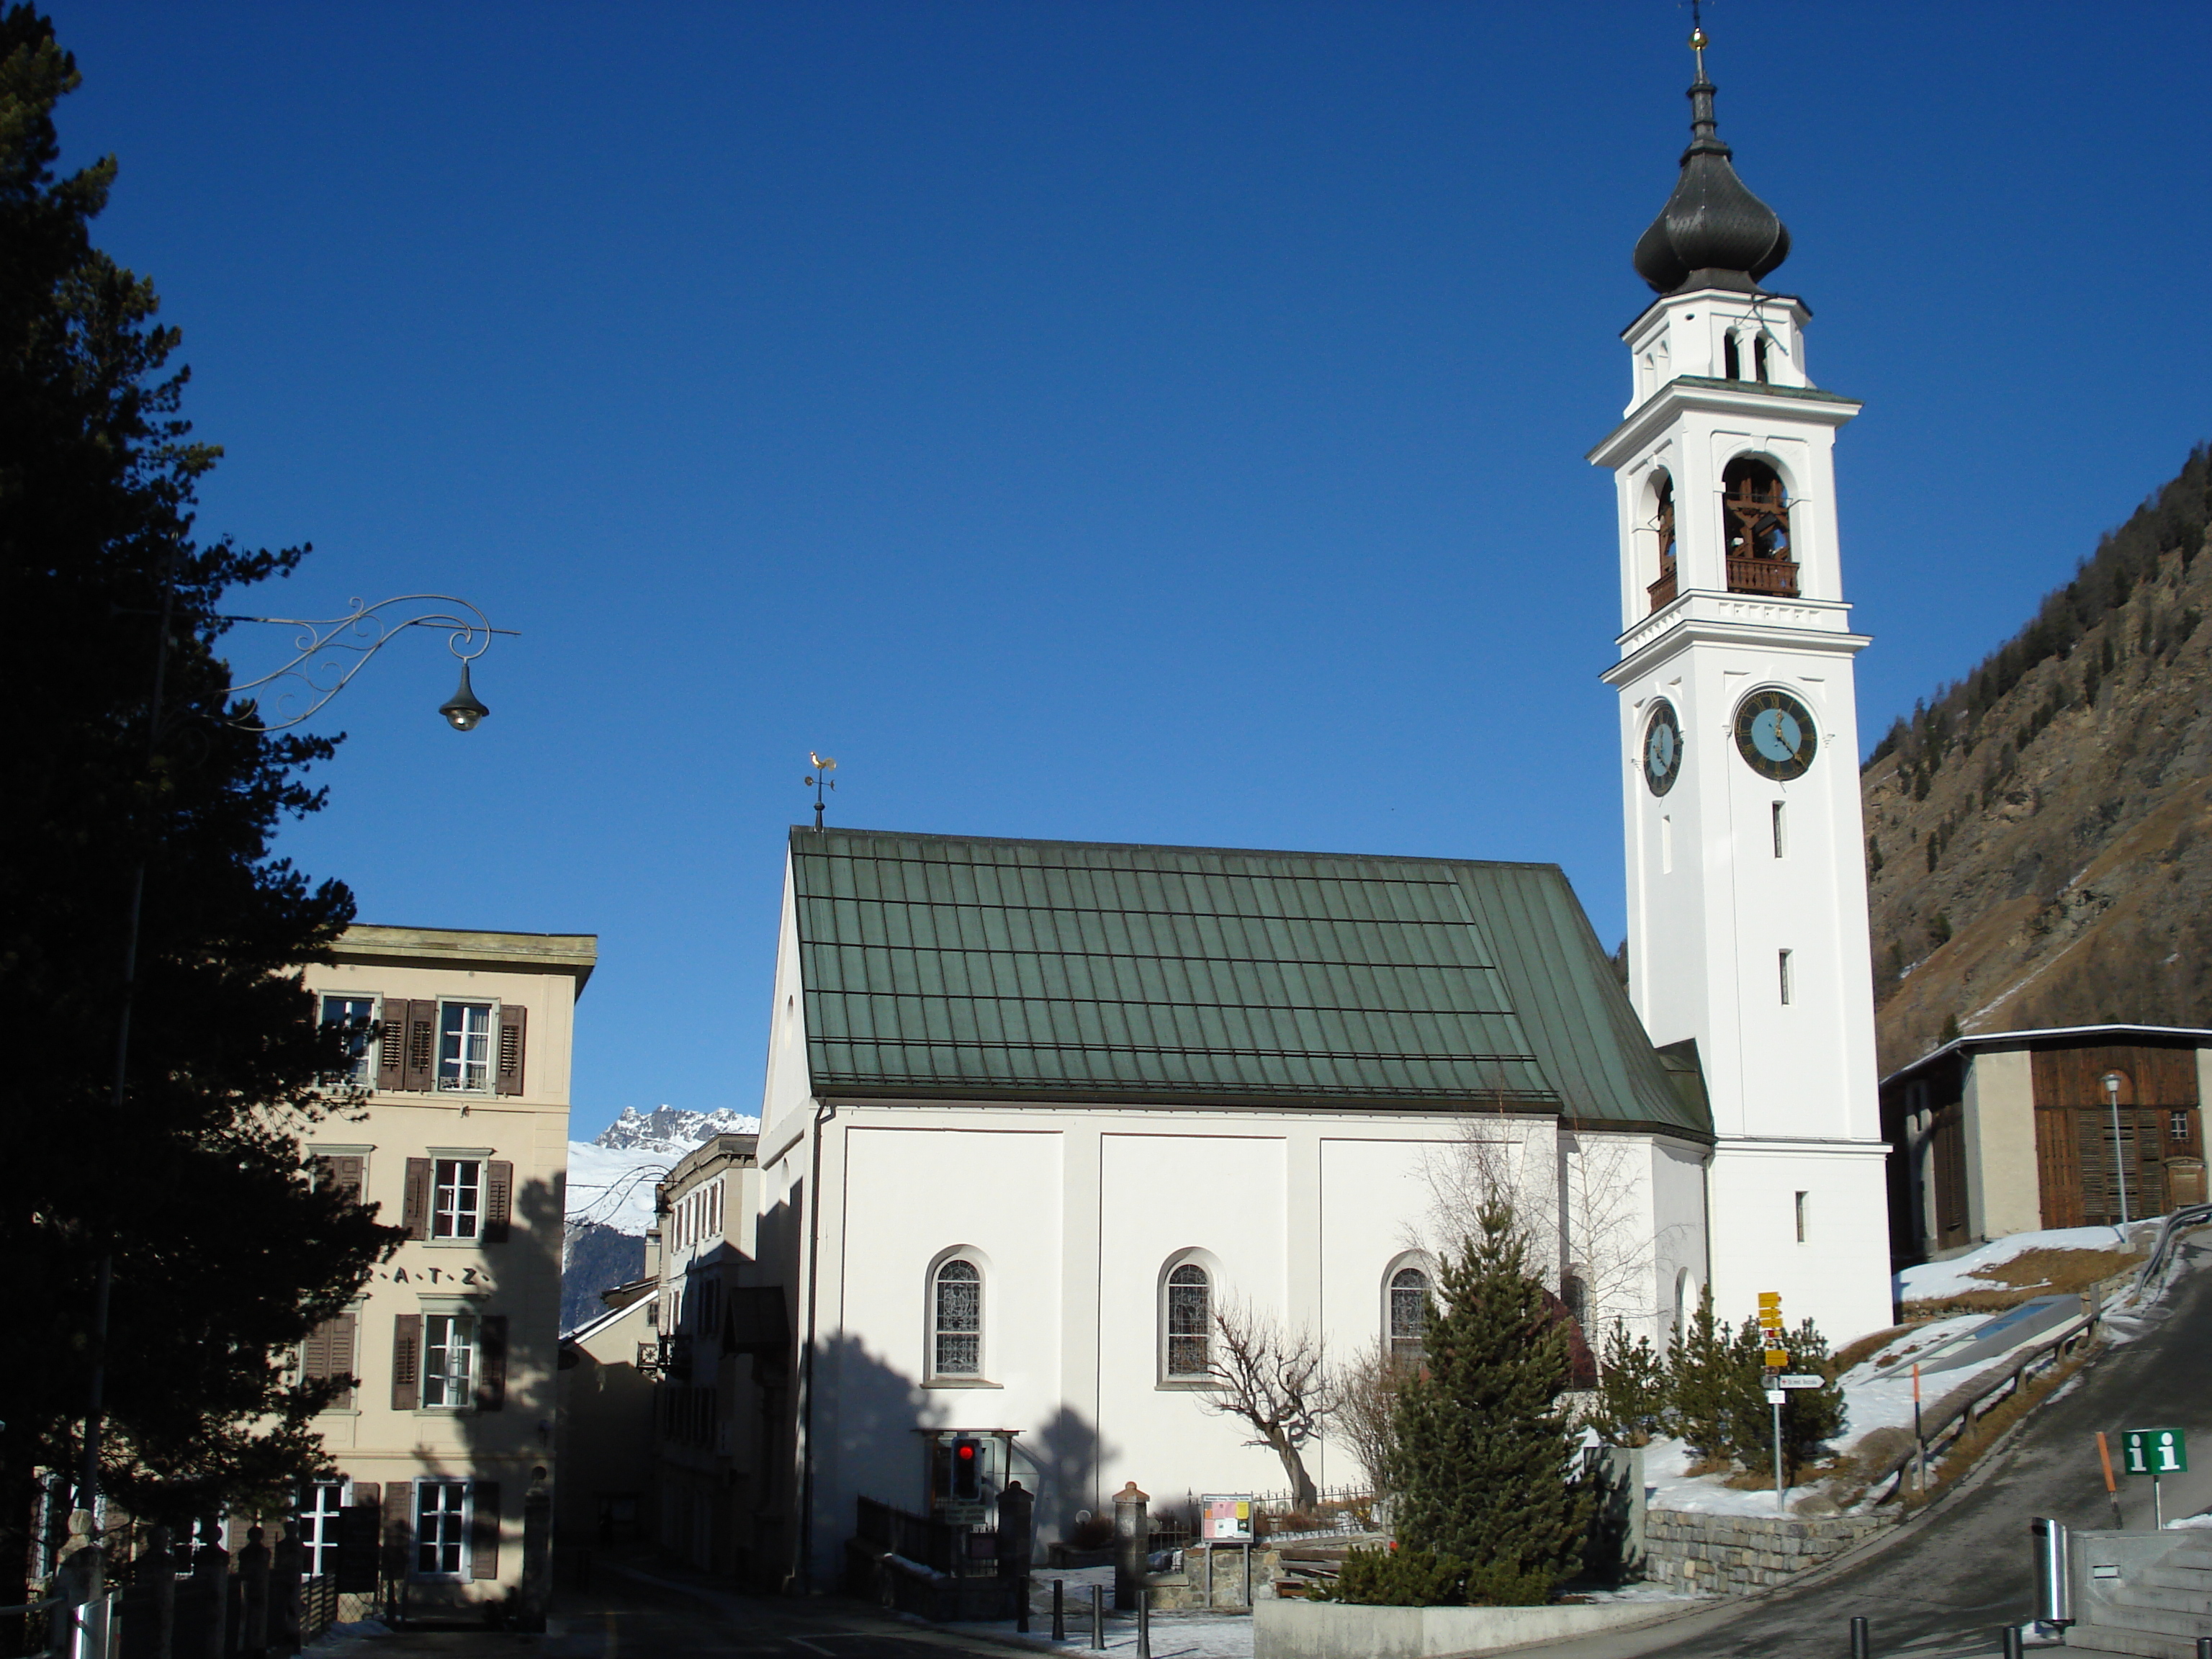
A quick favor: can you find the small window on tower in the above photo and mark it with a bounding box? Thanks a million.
[1647,472,1678,613]
[1754,333,1771,383]
[1794,1191,1809,1243]
[1771,801,1787,858]
[1779,949,1794,1005]
[1723,332,1742,380]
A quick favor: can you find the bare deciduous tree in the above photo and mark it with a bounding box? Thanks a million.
[1198,1300,1334,1511]
[1328,1339,1409,1499]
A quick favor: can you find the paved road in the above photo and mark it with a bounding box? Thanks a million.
[318,1564,1033,1659]
[1542,1235,2212,1659]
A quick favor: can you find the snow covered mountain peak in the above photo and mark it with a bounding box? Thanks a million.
[591,1105,758,1155]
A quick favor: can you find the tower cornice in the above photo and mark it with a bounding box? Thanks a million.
[1601,598,1869,685]
[1590,375,1861,469]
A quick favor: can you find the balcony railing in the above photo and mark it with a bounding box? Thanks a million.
[1726,557,1799,597]
[1646,570,1678,611]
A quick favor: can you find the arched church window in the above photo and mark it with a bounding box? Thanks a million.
[1388,1267,1430,1364]
[1647,472,1678,612]
[1722,332,1741,381]
[932,1259,981,1377]
[1721,458,1797,597]
[1164,1264,1211,1379]
[1753,333,1771,383]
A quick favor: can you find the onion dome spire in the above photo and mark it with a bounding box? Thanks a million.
[1632,23,1791,295]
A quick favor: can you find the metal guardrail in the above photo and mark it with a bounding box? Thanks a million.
[2135,1202,2212,1292]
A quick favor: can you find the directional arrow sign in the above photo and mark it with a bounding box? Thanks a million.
[1779,1375,1825,1389]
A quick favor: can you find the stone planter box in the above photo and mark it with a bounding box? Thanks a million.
[1254,1597,1668,1659]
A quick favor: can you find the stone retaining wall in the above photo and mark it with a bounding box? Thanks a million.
[1642,1509,1893,1596]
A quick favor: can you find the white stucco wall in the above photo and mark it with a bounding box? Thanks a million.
[1962,1048,2038,1241]
[781,1102,1709,1582]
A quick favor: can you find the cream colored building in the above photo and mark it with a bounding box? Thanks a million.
[296,924,595,1619]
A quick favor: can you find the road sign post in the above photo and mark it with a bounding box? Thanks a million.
[1758,1293,1787,1511]
[2122,1429,2188,1529]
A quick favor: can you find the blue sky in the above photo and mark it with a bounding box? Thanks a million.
[49,2,2211,1136]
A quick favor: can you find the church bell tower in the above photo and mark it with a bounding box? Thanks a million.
[1592,27,1892,1344]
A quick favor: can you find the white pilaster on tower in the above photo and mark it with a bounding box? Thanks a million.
[1593,42,1892,1346]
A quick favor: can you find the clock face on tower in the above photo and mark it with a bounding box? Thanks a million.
[1734,688,1818,781]
[1642,701,1682,796]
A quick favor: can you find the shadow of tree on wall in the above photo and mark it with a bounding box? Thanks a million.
[809,1334,1113,1574]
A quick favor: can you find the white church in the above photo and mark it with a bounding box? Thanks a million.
[740,35,1892,1584]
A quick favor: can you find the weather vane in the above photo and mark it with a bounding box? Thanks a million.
[804,750,837,832]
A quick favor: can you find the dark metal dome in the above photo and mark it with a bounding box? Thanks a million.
[1633,36,1790,295]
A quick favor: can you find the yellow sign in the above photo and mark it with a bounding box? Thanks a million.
[1763,1348,1790,1368]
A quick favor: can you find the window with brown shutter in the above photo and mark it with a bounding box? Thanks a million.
[475,1315,508,1411]
[469,1482,500,1580]
[482,1161,513,1244]
[315,1155,365,1205]
[495,1005,527,1096]
[403,1000,438,1090]
[391,1313,422,1411]
[302,1313,359,1410]
[402,1159,432,1241]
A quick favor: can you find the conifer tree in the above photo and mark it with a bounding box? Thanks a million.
[0,5,396,1593]
[1386,1202,1591,1603]
[1589,1321,1667,1447]
[1665,1283,1732,1463]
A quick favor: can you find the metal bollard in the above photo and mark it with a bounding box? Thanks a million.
[2000,1627,2023,1659]
[1136,1591,1150,1659]
[2032,1518,2072,1628]
[1849,1615,1870,1658]
[2196,1639,2211,1659]
[1090,1583,1104,1650]
[1053,1580,1066,1642]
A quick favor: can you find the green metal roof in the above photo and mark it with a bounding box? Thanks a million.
[789,827,1710,1139]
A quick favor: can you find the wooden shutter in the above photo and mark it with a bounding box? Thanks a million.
[495,1004,527,1097]
[482,1161,514,1244]
[302,1321,331,1382]
[377,1002,407,1091]
[403,1000,438,1091]
[469,1482,501,1580]
[402,1159,432,1241]
[475,1315,508,1411]
[328,1313,358,1410]
[315,1155,364,1205]
[391,1313,422,1411]
[381,1480,414,1579]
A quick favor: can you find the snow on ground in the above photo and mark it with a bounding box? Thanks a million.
[1832,1315,1992,1437]
[1893,1226,2136,1303]
[1642,1435,1809,1517]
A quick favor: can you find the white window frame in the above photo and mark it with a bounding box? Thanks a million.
[431,1159,482,1240]
[297,1478,350,1577]
[929,1256,984,1380]
[421,1310,477,1409]
[435,1000,496,1094]
[318,994,380,1088]
[414,1478,471,1578]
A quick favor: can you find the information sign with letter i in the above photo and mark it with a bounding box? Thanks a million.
[2121,1428,2188,1529]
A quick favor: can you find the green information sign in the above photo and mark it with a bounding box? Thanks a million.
[2121,1428,2189,1476]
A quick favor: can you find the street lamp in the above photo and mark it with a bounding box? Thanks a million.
[2100,1071,2131,1231]
[76,585,512,1525]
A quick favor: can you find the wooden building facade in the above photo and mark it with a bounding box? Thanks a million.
[1880,1025,2208,1267]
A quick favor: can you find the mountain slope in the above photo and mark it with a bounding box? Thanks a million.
[560,1105,757,1331]
[1862,446,2212,1074]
